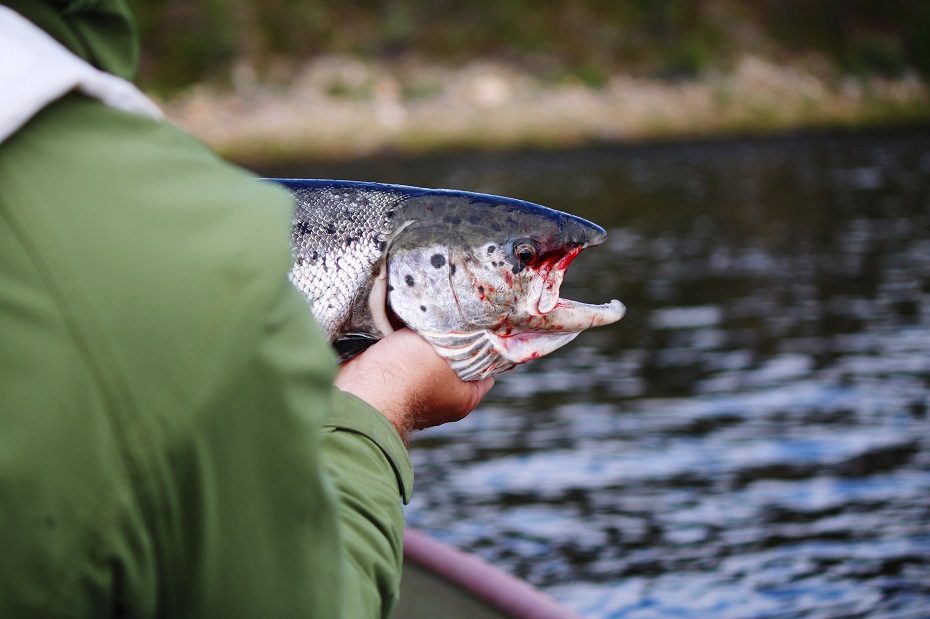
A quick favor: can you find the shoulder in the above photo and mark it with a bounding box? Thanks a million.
[4,94,298,344]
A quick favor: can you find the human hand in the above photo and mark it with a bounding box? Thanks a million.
[334,329,494,444]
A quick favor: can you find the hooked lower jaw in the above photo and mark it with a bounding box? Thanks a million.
[545,297,627,330]
[488,298,625,369]
[529,247,625,328]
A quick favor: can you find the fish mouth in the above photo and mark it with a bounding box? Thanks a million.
[470,242,626,370]
[423,248,625,380]
[528,246,626,328]
[532,247,581,314]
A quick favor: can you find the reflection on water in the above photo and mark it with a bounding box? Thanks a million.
[262,131,930,618]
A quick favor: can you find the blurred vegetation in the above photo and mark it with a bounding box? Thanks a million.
[758,0,930,78]
[127,0,930,92]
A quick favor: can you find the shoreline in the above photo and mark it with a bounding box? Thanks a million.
[161,55,930,166]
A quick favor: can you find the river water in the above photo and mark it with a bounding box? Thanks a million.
[263,130,930,618]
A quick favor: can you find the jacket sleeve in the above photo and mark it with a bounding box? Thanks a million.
[321,390,414,617]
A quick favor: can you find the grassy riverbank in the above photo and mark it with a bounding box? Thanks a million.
[135,1,930,164]
[161,54,928,165]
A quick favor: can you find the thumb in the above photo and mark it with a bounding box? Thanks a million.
[465,376,495,413]
[475,376,495,401]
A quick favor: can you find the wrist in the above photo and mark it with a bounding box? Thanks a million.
[334,370,414,445]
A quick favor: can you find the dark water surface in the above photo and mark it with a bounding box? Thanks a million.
[262,131,930,618]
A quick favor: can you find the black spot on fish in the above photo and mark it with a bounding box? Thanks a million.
[430,253,446,268]
[296,221,312,235]
[405,275,415,287]
[386,210,396,219]
[420,305,427,312]
[296,257,305,266]
[311,251,319,261]
[345,237,355,247]
[478,286,485,294]
[326,223,336,235]
[487,245,496,254]
[378,241,387,251]
[388,285,394,292]
[450,264,457,275]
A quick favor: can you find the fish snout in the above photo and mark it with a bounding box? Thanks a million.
[562,214,607,248]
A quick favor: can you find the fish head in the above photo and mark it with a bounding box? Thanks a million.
[385,190,625,380]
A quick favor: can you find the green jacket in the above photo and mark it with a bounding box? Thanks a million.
[0,1,412,616]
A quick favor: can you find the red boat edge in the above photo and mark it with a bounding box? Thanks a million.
[401,527,582,619]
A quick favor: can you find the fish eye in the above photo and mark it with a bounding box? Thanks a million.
[513,239,539,265]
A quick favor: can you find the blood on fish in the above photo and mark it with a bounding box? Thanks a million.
[531,247,583,294]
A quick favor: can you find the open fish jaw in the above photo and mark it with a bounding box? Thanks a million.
[420,299,625,380]
[524,297,627,331]
[418,258,626,380]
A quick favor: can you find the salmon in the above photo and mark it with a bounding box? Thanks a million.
[277,179,625,381]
